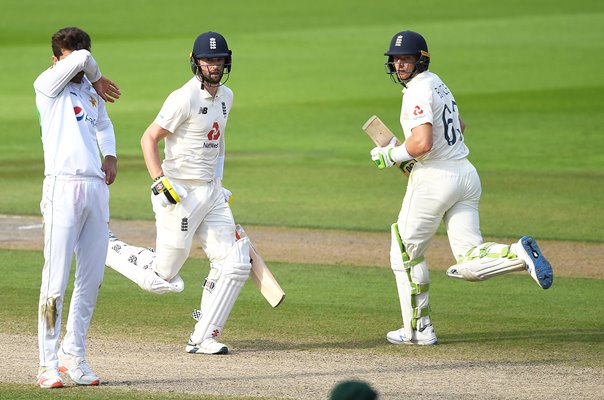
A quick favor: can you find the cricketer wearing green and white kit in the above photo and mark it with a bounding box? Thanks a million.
[34,27,120,388]
[372,30,553,346]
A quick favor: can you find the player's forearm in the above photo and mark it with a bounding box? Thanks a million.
[96,126,116,158]
[34,50,101,97]
[96,110,116,157]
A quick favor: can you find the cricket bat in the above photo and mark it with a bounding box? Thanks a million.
[235,224,285,308]
[362,115,416,177]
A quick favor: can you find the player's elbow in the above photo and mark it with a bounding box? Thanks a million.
[140,134,150,151]
[413,138,433,156]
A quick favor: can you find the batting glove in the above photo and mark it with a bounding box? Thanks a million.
[151,176,187,208]
[370,137,397,169]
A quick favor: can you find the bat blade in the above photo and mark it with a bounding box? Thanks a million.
[362,115,401,146]
[236,224,285,308]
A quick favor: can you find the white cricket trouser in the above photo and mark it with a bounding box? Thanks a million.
[152,179,236,280]
[397,158,483,261]
[38,176,109,367]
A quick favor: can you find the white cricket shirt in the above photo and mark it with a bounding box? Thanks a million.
[400,71,469,162]
[155,77,233,181]
[34,50,115,179]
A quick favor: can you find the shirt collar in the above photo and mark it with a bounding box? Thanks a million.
[196,79,223,99]
[402,70,428,93]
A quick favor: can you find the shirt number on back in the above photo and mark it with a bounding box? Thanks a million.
[442,100,463,146]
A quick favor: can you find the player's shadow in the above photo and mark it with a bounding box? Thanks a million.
[231,328,603,352]
[232,338,389,352]
[442,328,603,344]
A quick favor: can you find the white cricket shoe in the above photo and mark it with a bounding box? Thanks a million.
[186,337,228,355]
[58,348,100,386]
[513,236,553,289]
[387,324,438,345]
[37,366,64,389]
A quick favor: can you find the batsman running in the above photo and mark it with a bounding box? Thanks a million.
[370,30,554,345]
[106,31,250,355]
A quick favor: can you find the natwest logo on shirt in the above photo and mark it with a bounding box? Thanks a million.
[413,105,424,116]
[74,106,84,121]
[203,121,221,148]
[207,121,221,140]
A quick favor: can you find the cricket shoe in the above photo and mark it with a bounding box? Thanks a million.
[37,366,64,389]
[387,324,438,345]
[58,348,100,386]
[186,337,228,355]
[513,236,553,289]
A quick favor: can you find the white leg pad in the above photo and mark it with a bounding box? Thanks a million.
[189,237,251,345]
[106,238,183,294]
[447,242,525,281]
[390,224,431,341]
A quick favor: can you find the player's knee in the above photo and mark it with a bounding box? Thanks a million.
[215,237,251,281]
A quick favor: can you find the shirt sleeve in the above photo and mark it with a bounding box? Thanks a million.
[34,50,102,98]
[95,98,116,157]
[154,90,190,134]
[402,86,433,132]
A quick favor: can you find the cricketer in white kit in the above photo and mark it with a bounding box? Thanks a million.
[34,27,120,389]
[106,31,251,355]
[371,30,554,346]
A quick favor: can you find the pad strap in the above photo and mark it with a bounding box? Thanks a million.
[458,243,517,263]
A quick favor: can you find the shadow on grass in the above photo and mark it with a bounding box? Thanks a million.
[441,329,604,344]
[231,328,604,352]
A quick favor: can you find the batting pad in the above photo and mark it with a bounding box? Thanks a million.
[189,238,251,345]
[447,242,525,281]
[106,238,180,294]
[390,224,431,340]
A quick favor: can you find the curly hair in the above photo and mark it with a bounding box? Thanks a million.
[51,27,91,58]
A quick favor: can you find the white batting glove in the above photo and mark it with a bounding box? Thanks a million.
[370,137,397,169]
[222,187,233,204]
[151,176,187,208]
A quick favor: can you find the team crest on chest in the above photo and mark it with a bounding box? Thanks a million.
[221,102,227,117]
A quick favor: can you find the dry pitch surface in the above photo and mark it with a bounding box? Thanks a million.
[1,215,603,399]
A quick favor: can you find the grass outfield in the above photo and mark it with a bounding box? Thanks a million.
[1,248,603,397]
[1,1,603,397]
[0,0,603,241]
[2,249,603,368]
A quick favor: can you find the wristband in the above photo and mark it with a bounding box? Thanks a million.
[389,143,414,163]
